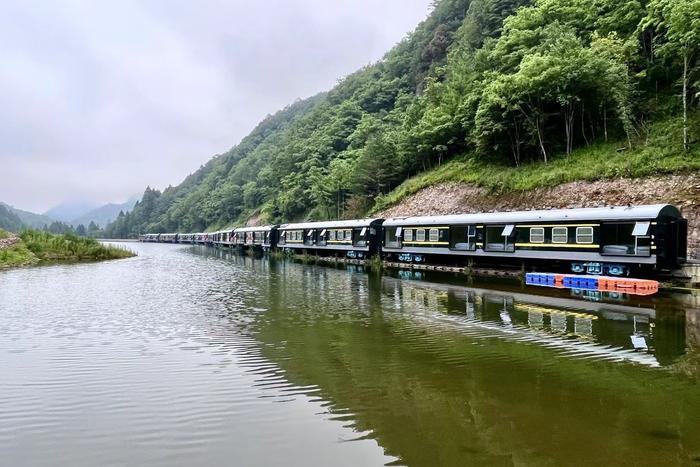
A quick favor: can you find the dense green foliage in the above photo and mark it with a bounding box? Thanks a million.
[0,242,36,269]
[0,229,134,269]
[373,112,700,211]
[107,0,699,237]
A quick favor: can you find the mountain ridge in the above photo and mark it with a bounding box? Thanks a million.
[44,202,99,223]
[105,0,699,237]
[0,203,53,229]
[70,197,139,228]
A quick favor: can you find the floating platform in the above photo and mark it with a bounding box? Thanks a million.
[526,272,659,296]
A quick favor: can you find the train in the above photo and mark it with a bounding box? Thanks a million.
[139,204,688,276]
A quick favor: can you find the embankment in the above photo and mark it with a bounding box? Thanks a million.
[376,173,700,259]
[0,230,135,270]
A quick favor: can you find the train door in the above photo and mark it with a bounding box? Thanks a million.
[657,216,687,268]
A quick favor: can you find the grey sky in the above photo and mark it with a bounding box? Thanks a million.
[0,0,432,213]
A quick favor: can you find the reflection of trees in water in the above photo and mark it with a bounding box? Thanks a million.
[671,309,700,380]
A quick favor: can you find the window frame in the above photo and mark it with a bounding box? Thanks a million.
[529,227,545,244]
[576,226,594,244]
[428,229,439,242]
[384,227,402,248]
[404,229,413,242]
[551,227,569,244]
[416,229,426,242]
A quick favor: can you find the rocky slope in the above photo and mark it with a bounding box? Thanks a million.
[376,174,700,259]
[0,234,21,249]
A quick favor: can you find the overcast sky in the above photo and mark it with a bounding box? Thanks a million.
[0,0,432,213]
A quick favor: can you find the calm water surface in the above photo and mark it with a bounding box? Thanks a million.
[1,242,699,466]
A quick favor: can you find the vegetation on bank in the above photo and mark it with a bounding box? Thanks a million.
[106,0,699,237]
[0,229,134,269]
[373,112,700,212]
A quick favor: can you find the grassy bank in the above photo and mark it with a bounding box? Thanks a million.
[0,229,135,270]
[372,116,700,214]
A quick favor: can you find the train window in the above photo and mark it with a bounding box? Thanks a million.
[485,226,515,252]
[385,227,401,248]
[450,225,476,250]
[576,227,594,244]
[429,229,439,242]
[416,229,426,242]
[552,227,568,243]
[404,229,413,241]
[601,223,645,256]
[353,228,367,247]
[530,227,545,243]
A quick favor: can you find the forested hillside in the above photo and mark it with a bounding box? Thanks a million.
[0,203,53,229]
[107,0,699,237]
[0,205,25,232]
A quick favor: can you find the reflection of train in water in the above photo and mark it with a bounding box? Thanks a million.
[198,247,689,368]
[141,204,687,277]
[378,274,686,367]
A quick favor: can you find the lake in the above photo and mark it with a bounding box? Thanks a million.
[1,242,699,466]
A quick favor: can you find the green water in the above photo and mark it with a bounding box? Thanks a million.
[1,243,699,466]
[231,253,700,466]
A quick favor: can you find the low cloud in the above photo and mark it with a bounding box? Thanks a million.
[0,0,431,212]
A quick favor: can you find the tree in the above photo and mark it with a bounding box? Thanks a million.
[644,0,700,151]
[75,224,87,236]
[475,23,634,164]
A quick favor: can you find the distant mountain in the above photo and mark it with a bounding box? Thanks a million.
[70,197,139,228]
[0,204,25,232]
[44,202,99,223]
[0,203,54,229]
